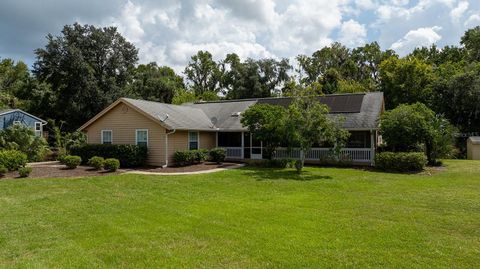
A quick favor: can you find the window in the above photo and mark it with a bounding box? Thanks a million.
[189,131,199,150]
[34,122,42,137]
[136,129,148,147]
[101,130,112,144]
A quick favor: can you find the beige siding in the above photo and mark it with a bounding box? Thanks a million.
[167,131,188,165]
[200,131,216,149]
[84,103,167,166]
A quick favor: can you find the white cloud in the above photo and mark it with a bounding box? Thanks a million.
[339,19,367,47]
[355,0,375,10]
[450,1,469,23]
[390,26,442,55]
[115,1,144,43]
[465,14,480,27]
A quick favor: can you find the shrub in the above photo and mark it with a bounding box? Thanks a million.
[104,158,120,172]
[209,148,226,164]
[18,167,32,178]
[88,156,105,170]
[246,159,296,168]
[173,149,208,166]
[0,124,49,161]
[57,154,67,164]
[375,152,427,172]
[0,165,7,176]
[0,150,28,171]
[64,155,82,169]
[69,144,147,167]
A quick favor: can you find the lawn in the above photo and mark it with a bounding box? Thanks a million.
[1,160,480,268]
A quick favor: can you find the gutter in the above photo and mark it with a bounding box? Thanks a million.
[164,129,176,168]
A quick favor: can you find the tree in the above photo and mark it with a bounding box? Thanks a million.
[379,56,435,109]
[0,58,30,108]
[241,104,287,159]
[431,63,480,132]
[461,26,480,62]
[380,103,455,165]
[284,96,349,173]
[33,23,138,130]
[130,63,184,103]
[221,53,291,99]
[184,50,221,96]
[0,125,49,161]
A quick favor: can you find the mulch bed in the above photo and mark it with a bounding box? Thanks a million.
[1,163,123,179]
[0,162,242,179]
[132,162,242,173]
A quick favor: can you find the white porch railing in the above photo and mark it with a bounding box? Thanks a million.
[222,147,243,159]
[273,148,373,163]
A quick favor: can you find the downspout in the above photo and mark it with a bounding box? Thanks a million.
[164,129,176,168]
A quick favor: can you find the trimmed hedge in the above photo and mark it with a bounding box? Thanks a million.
[173,149,208,166]
[375,152,427,172]
[0,150,28,171]
[88,156,105,170]
[18,167,32,178]
[70,144,147,167]
[209,148,226,164]
[104,158,120,172]
[64,156,82,169]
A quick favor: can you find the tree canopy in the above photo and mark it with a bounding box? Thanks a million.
[33,23,138,130]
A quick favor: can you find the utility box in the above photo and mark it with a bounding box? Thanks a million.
[467,137,480,160]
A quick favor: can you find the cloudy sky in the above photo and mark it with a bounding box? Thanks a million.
[1,0,479,71]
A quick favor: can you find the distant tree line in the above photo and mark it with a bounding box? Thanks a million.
[1,22,480,138]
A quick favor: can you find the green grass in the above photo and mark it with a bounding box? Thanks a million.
[1,160,480,268]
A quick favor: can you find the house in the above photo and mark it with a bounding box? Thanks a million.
[78,92,384,166]
[0,109,47,137]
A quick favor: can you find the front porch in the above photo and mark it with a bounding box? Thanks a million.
[216,130,377,165]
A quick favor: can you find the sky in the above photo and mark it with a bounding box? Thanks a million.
[1,0,479,71]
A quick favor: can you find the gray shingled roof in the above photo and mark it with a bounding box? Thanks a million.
[122,92,383,131]
[122,98,214,131]
[184,100,257,131]
[331,92,384,129]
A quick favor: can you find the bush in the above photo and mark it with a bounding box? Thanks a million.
[209,148,226,164]
[0,150,28,171]
[104,158,120,172]
[375,152,427,172]
[246,159,296,168]
[18,167,32,178]
[0,165,7,176]
[0,124,49,161]
[173,149,208,166]
[64,155,82,169]
[88,156,105,170]
[57,154,67,164]
[69,144,147,167]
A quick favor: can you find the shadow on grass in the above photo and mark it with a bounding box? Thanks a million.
[239,167,332,181]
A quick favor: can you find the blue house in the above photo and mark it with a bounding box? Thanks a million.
[0,109,47,137]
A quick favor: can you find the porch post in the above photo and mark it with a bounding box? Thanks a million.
[241,132,244,159]
[370,130,375,166]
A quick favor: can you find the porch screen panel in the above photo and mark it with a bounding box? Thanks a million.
[218,132,242,147]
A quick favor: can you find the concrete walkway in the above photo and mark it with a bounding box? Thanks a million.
[124,163,245,176]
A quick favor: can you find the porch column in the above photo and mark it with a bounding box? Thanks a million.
[370,130,375,166]
[241,132,244,159]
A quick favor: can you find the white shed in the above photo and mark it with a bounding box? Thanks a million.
[467,137,480,160]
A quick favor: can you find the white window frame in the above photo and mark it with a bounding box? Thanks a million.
[34,122,42,137]
[135,129,149,147]
[101,130,113,144]
[188,131,200,150]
